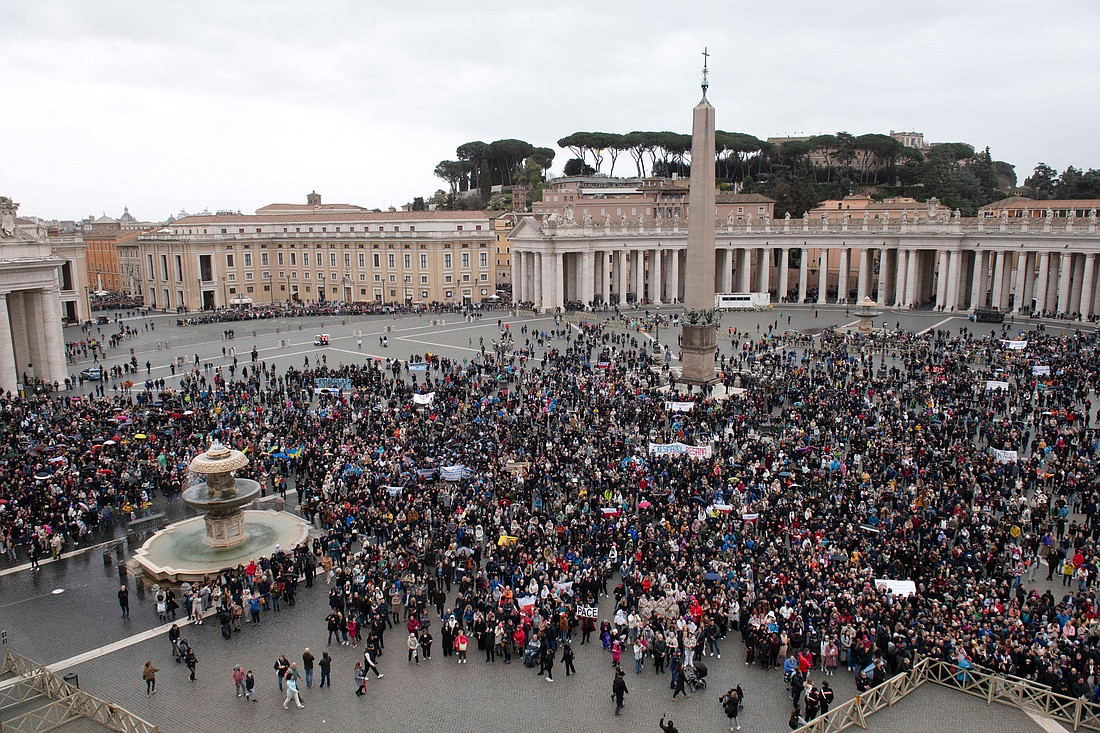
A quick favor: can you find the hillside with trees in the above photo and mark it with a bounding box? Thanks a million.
[427,129,1099,216]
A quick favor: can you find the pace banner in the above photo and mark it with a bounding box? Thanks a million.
[992,448,1019,463]
[409,362,429,372]
[665,401,695,412]
[1032,365,1051,375]
[985,380,1010,391]
[1002,340,1028,350]
[412,392,435,405]
[578,605,599,619]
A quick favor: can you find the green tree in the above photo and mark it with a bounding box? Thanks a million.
[411,197,426,211]
[563,158,595,176]
[1025,162,1057,199]
[433,161,465,208]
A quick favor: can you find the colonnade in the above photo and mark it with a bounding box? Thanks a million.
[512,240,1100,319]
[0,286,67,393]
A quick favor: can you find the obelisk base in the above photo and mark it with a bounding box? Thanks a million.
[679,323,718,386]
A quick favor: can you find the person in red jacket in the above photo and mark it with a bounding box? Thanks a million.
[455,632,469,663]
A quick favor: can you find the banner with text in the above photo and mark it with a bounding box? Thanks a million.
[648,442,713,459]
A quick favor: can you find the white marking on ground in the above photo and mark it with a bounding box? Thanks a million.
[917,316,958,335]
[1025,709,1071,733]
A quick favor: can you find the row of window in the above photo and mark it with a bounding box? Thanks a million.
[225,251,491,269]
[188,224,485,235]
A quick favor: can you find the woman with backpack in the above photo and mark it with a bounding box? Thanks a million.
[720,685,743,731]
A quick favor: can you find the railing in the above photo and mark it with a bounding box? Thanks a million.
[795,657,1100,733]
[137,230,496,243]
[537,216,1099,238]
[0,650,160,733]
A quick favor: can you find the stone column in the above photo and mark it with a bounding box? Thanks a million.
[720,250,733,293]
[553,252,565,311]
[837,248,850,304]
[6,292,30,378]
[40,289,65,385]
[600,252,611,305]
[969,251,986,310]
[946,250,961,311]
[1071,254,1085,316]
[581,251,595,307]
[651,250,662,305]
[1035,252,1050,313]
[1080,254,1096,320]
[0,293,16,394]
[757,247,771,296]
[740,248,752,292]
[857,249,871,302]
[817,249,828,304]
[905,249,920,307]
[511,250,521,303]
[617,250,628,305]
[1020,253,1035,311]
[633,250,644,303]
[1057,252,1073,315]
[934,250,950,309]
[894,248,908,307]
[1012,251,1028,313]
[880,249,894,305]
[23,291,44,383]
[779,248,790,302]
[532,253,543,308]
[798,248,808,303]
[669,249,680,303]
[991,251,1006,310]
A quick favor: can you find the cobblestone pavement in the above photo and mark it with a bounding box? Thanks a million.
[3,553,1061,733]
[3,306,1085,731]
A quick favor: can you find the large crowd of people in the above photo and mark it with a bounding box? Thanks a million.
[3,311,1100,724]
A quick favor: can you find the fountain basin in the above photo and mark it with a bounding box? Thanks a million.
[133,509,311,583]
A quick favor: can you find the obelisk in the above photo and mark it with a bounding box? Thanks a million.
[679,49,718,387]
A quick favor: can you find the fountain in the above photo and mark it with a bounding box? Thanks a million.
[134,441,310,582]
[183,441,260,548]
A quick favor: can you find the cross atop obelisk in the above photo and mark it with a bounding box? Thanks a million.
[678,48,719,387]
[701,47,709,96]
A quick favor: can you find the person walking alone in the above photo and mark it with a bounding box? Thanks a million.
[354,662,367,696]
[119,585,130,618]
[318,652,332,688]
[244,670,257,702]
[613,669,629,715]
[142,661,158,696]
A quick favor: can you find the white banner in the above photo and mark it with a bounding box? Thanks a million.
[1002,340,1028,350]
[992,448,1019,463]
[412,392,435,405]
[665,401,695,412]
[648,442,713,459]
[441,465,469,481]
[578,605,599,619]
[874,579,917,597]
[1032,365,1050,375]
[985,380,1010,391]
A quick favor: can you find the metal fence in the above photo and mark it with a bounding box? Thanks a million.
[795,657,1100,733]
[0,650,160,733]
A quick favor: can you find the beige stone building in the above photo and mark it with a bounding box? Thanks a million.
[980,196,1100,219]
[130,195,500,310]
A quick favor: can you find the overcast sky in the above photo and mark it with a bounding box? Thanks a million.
[3,0,1098,222]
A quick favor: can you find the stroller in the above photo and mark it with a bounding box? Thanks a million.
[523,639,542,668]
[684,660,708,691]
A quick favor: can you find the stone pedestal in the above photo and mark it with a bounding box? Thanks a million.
[680,323,718,386]
[203,512,247,549]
